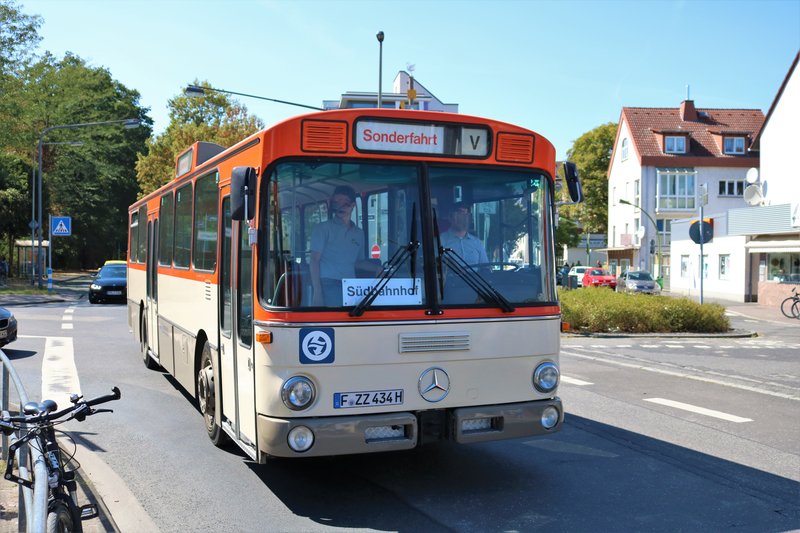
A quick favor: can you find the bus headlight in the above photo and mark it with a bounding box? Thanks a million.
[287,426,314,452]
[533,362,559,393]
[541,406,560,429]
[281,376,316,411]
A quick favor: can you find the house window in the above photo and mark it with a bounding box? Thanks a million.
[718,179,745,197]
[665,136,686,154]
[656,168,696,210]
[633,179,640,206]
[681,255,689,278]
[656,218,672,248]
[702,255,709,279]
[621,138,629,161]
[719,254,730,280]
[633,217,640,246]
[723,137,745,154]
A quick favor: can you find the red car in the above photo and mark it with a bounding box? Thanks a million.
[582,268,617,289]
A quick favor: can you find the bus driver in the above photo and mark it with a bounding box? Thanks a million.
[310,185,380,306]
[439,202,489,266]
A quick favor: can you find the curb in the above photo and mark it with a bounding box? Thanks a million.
[562,329,757,339]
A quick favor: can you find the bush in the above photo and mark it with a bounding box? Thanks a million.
[559,287,729,333]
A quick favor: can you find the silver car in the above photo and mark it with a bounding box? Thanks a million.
[615,271,661,294]
[0,307,18,347]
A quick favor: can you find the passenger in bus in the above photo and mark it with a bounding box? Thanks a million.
[439,203,489,266]
[310,185,380,306]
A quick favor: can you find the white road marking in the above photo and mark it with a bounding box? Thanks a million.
[561,349,800,401]
[561,376,594,386]
[693,345,710,349]
[63,314,73,321]
[61,323,73,330]
[64,309,75,314]
[616,344,632,348]
[640,344,661,348]
[644,398,753,423]
[41,336,81,408]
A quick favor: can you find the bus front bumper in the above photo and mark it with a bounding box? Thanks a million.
[257,398,563,458]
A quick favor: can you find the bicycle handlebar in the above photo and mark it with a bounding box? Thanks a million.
[1,387,121,426]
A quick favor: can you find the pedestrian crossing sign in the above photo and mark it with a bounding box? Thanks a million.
[51,216,72,237]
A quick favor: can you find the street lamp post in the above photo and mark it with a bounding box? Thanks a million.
[619,199,662,281]
[183,85,323,111]
[35,118,141,289]
[376,31,384,108]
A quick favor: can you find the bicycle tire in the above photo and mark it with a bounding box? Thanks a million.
[46,494,82,533]
[780,296,799,318]
[792,300,800,319]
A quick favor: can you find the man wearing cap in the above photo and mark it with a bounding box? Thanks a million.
[439,203,489,266]
[310,185,378,306]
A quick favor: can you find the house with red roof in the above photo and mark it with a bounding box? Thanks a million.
[606,99,764,291]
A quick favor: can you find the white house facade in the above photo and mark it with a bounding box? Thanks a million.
[669,52,799,304]
[607,100,764,291]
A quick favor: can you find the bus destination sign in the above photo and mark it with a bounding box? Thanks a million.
[355,120,490,157]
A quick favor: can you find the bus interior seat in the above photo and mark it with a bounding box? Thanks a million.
[272,262,311,307]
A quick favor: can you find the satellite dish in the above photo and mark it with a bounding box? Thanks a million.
[745,167,759,184]
[743,184,764,206]
[636,226,646,239]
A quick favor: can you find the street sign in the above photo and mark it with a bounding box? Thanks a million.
[371,244,381,259]
[51,216,72,237]
[689,218,713,244]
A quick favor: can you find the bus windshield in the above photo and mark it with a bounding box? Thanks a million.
[262,160,554,311]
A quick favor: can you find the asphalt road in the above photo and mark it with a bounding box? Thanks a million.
[2,299,798,532]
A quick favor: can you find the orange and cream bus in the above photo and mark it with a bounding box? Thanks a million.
[127,108,583,461]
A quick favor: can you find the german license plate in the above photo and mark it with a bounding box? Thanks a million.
[107,291,122,296]
[334,389,403,409]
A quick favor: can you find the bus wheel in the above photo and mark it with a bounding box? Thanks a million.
[197,342,227,446]
[140,318,159,370]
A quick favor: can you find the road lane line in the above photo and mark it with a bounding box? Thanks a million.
[61,323,73,330]
[561,376,594,386]
[644,398,753,423]
[560,349,800,401]
[41,336,81,408]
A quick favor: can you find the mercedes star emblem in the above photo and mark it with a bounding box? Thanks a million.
[418,367,450,403]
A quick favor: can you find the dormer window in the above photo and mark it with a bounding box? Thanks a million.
[665,136,686,154]
[621,138,629,161]
[723,136,745,154]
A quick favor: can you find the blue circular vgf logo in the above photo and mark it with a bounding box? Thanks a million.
[299,328,335,364]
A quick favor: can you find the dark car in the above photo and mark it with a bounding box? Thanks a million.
[88,264,127,304]
[0,307,18,347]
[616,271,661,295]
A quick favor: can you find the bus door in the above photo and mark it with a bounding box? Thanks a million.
[219,198,257,455]
[146,219,159,358]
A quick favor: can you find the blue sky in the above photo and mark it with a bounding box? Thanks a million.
[22,0,800,159]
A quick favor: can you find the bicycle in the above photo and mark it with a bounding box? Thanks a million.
[780,287,800,319]
[1,387,121,533]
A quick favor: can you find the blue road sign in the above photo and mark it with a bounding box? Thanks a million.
[51,216,72,237]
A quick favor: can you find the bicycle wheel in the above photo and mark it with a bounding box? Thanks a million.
[792,300,800,319]
[780,297,798,318]
[47,494,82,533]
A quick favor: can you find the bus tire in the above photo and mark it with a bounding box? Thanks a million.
[140,317,159,370]
[197,342,227,446]
[47,494,82,533]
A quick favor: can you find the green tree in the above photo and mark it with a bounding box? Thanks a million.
[563,122,617,234]
[136,81,264,195]
[555,215,581,256]
[31,53,152,268]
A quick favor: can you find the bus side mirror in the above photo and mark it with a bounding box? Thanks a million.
[231,166,257,221]
[562,162,583,203]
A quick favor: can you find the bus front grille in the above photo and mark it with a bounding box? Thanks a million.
[399,332,470,353]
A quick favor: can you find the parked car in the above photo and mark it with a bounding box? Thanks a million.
[88,264,127,304]
[616,271,661,294]
[567,266,590,287]
[582,268,617,289]
[0,307,18,347]
[103,259,127,266]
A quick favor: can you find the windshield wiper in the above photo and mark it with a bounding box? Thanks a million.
[350,203,419,317]
[433,210,513,312]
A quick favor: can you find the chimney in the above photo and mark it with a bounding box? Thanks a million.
[680,100,698,121]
